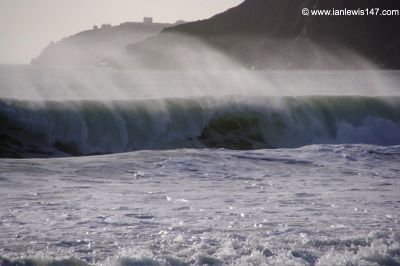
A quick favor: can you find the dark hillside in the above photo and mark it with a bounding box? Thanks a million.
[129,0,400,69]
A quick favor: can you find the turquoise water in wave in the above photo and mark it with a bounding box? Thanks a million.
[1,96,400,157]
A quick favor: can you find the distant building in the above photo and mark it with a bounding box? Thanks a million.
[143,17,153,24]
[101,24,112,29]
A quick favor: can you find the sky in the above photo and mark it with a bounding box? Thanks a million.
[0,0,243,64]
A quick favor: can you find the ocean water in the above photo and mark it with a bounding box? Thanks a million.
[0,66,400,265]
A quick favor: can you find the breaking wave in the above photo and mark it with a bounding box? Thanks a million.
[1,96,400,158]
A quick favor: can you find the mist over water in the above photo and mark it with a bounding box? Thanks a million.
[1,67,400,100]
[1,34,400,101]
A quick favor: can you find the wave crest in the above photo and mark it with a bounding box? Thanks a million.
[1,96,399,158]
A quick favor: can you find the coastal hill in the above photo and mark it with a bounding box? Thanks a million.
[128,0,400,69]
[32,19,175,66]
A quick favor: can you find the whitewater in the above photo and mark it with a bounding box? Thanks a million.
[1,66,400,265]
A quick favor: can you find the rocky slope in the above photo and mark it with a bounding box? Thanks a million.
[128,0,400,69]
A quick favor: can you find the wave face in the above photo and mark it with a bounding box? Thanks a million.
[1,96,400,158]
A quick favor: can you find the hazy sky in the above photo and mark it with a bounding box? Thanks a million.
[0,0,243,64]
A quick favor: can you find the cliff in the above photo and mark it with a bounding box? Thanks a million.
[128,0,400,69]
[32,22,172,66]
